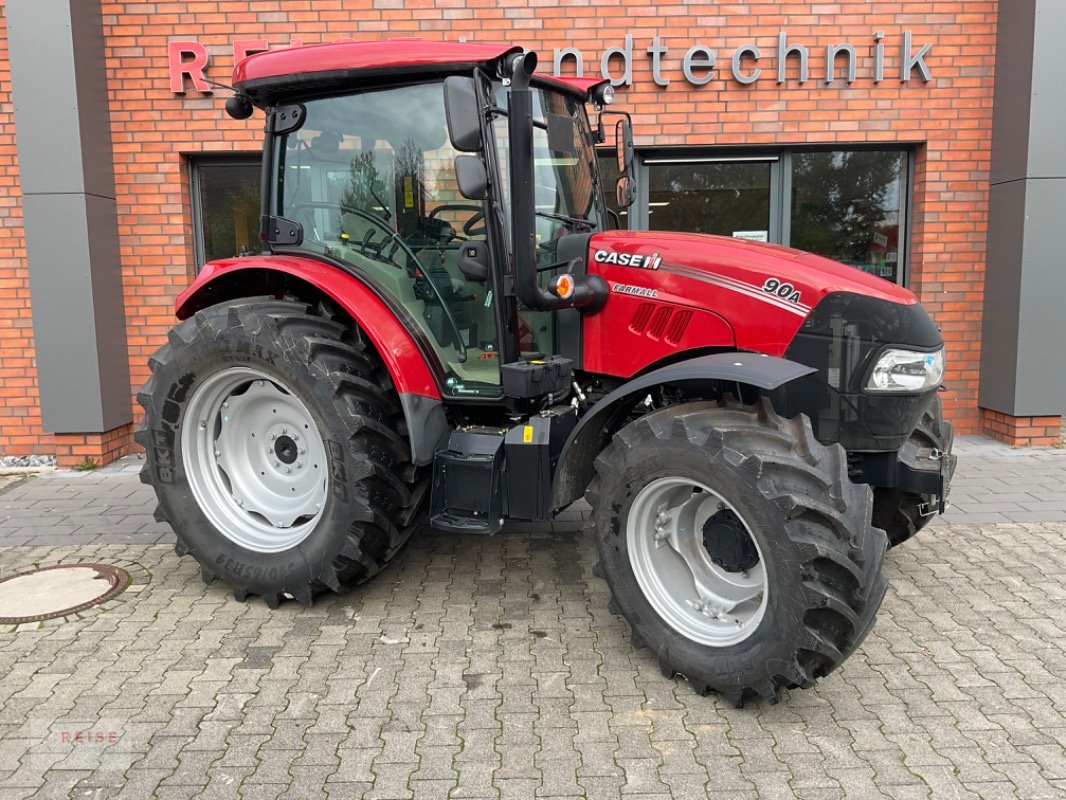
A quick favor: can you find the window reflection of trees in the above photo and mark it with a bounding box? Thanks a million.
[790,151,904,280]
[648,163,771,236]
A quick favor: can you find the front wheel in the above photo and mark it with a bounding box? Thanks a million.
[135,298,426,606]
[588,399,888,706]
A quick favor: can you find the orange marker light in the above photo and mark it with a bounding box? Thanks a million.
[553,274,575,299]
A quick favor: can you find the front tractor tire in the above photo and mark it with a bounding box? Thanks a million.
[873,395,954,548]
[136,298,425,607]
[588,399,888,706]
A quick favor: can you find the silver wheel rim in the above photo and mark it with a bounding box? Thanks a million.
[181,367,329,553]
[626,477,768,647]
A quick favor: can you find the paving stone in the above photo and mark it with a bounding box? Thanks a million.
[1,445,1065,797]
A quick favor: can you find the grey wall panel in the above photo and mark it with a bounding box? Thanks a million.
[22,194,107,430]
[1027,0,1066,180]
[85,193,132,430]
[981,0,1066,418]
[989,0,1035,185]
[978,180,1025,413]
[1013,178,1066,414]
[5,0,86,196]
[6,0,132,434]
[70,0,117,199]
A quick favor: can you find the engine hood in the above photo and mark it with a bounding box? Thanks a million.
[583,229,918,358]
[589,230,916,306]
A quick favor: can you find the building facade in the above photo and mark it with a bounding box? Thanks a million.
[1,0,1063,466]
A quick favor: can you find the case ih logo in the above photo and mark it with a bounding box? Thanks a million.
[594,249,662,270]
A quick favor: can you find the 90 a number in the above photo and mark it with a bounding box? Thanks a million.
[762,278,802,304]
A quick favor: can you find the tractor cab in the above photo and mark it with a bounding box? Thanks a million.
[238,43,618,401]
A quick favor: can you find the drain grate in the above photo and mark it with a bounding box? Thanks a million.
[0,563,130,624]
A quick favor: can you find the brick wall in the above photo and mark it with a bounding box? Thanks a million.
[3,1,1040,461]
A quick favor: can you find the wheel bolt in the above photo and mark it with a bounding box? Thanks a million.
[274,461,280,468]
[270,433,276,440]
[285,467,292,474]
[296,462,302,469]
[299,448,306,455]
[293,433,299,441]
[223,402,229,409]
[214,450,220,457]
[200,420,207,429]
[234,497,243,507]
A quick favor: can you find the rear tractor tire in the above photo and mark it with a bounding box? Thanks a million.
[587,398,888,706]
[136,298,426,607]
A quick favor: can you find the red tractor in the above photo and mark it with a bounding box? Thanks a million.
[138,41,955,705]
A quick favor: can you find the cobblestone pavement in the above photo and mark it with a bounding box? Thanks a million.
[0,438,1063,799]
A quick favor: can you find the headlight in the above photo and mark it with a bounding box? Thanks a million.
[866,347,944,392]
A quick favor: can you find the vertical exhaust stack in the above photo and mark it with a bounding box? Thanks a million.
[505,52,606,313]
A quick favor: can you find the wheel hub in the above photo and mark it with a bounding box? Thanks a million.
[626,477,768,647]
[702,509,761,573]
[274,435,298,465]
[181,368,329,554]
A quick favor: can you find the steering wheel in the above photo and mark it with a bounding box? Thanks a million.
[428,204,486,239]
[292,201,467,357]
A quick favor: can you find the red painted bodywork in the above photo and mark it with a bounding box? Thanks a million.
[175,256,440,399]
[234,40,520,87]
[233,39,604,101]
[582,230,918,379]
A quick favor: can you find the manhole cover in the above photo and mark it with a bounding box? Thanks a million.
[0,564,130,624]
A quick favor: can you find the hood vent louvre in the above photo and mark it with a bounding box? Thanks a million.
[629,303,655,333]
[629,303,692,346]
[665,310,693,345]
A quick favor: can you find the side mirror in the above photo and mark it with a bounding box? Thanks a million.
[616,176,636,209]
[615,117,634,176]
[457,240,490,282]
[444,76,483,153]
[455,155,488,200]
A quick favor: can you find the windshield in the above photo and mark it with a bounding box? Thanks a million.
[493,85,605,245]
[272,82,501,396]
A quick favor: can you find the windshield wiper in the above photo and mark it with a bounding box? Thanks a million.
[535,211,595,230]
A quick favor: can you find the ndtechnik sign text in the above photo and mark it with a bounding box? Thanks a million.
[556,32,932,87]
[168,31,933,95]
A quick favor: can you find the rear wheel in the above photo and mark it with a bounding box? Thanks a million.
[136,298,427,606]
[588,399,888,705]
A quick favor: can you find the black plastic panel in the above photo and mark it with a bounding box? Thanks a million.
[430,429,505,533]
[779,292,944,451]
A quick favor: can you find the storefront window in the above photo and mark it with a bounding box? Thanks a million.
[790,151,906,282]
[191,160,262,267]
[647,160,772,238]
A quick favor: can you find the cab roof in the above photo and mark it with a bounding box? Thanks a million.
[233,39,606,102]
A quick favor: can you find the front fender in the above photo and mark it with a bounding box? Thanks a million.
[551,352,816,510]
[176,255,447,465]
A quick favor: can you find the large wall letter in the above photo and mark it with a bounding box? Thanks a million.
[168,41,211,94]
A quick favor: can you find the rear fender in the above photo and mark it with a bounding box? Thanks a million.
[176,256,447,465]
[551,352,816,509]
